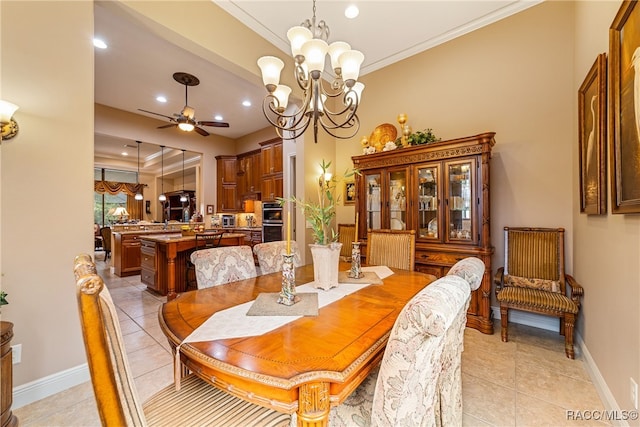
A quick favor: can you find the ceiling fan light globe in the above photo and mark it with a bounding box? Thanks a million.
[178,122,195,132]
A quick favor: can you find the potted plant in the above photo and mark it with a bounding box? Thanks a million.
[278,160,357,290]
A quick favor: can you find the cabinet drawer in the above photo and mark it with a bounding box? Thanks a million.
[141,268,156,289]
[415,251,466,266]
[141,251,155,269]
[416,264,444,278]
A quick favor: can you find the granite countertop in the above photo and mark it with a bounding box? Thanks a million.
[140,232,246,243]
[113,229,181,236]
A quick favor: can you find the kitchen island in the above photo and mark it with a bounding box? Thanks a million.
[139,232,245,299]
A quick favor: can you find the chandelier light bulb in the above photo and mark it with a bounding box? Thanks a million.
[257,56,284,90]
[286,26,313,57]
[301,39,328,74]
[328,41,351,71]
[339,50,364,84]
[273,85,292,111]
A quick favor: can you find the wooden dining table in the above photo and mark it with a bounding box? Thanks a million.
[159,263,436,426]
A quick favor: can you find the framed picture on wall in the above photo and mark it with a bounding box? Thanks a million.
[609,0,640,213]
[206,204,214,215]
[344,181,356,205]
[578,53,607,215]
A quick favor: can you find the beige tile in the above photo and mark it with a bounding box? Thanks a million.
[462,371,516,426]
[516,392,611,426]
[462,346,516,389]
[463,412,493,426]
[517,339,591,383]
[516,362,605,411]
[123,329,159,353]
[14,381,95,425]
[119,316,143,335]
[135,363,175,402]
[133,311,162,330]
[126,342,173,378]
[26,396,100,427]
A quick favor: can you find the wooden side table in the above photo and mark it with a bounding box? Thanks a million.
[1,321,18,427]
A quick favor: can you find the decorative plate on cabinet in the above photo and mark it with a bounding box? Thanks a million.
[369,123,398,145]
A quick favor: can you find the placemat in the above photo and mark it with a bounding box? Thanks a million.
[338,271,383,285]
[246,292,319,317]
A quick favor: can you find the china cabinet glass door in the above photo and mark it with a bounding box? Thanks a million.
[446,159,476,244]
[416,164,440,239]
[364,172,382,231]
[387,169,407,230]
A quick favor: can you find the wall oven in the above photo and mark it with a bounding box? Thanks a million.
[262,202,283,243]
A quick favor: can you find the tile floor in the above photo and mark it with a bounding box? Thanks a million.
[14,256,610,426]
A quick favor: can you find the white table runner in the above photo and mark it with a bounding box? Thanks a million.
[173,266,393,388]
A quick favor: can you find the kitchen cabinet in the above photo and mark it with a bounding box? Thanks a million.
[353,132,496,334]
[216,156,237,212]
[113,230,180,277]
[238,150,262,204]
[260,139,283,201]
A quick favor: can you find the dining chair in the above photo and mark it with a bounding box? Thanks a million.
[495,227,583,359]
[73,254,290,427]
[252,241,302,275]
[337,223,356,261]
[191,245,257,288]
[366,229,416,270]
[186,231,224,291]
[100,227,112,261]
[329,257,485,426]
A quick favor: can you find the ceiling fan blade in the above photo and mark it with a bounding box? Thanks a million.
[194,126,210,136]
[138,109,175,120]
[157,123,177,129]
[199,121,230,128]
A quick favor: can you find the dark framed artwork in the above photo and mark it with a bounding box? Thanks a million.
[344,182,356,205]
[578,53,607,215]
[145,200,151,214]
[206,204,214,215]
[609,0,640,214]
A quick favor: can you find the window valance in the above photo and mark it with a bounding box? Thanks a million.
[94,181,143,196]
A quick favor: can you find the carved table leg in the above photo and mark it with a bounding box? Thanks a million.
[297,382,330,427]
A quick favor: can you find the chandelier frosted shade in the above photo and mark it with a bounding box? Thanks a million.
[257,1,365,143]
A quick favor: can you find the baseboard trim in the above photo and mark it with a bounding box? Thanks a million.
[491,305,560,332]
[575,333,628,427]
[13,363,90,409]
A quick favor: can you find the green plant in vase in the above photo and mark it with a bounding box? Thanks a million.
[278,159,358,245]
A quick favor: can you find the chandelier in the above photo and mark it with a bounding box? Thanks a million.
[257,0,365,143]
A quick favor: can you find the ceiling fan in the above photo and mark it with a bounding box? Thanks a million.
[138,72,229,137]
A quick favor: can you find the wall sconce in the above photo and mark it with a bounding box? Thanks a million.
[318,172,332,188]
[0,100,19,141]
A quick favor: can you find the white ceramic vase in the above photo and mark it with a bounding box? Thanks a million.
[309,242,343,290]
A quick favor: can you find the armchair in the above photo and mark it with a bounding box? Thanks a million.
[494,227,584,359]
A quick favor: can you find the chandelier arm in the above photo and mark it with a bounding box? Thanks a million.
[317,114,361,140]
[294,64,311,92]
[262,95,310,131]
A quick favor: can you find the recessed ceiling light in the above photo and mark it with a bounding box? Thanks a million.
[214,115,223,121]
[242,100,252,107]
[345,5,359,19]
[93,38,107,49]
[156,96,167,103]
[121,152,128,156]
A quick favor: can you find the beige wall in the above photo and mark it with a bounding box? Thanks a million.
[573,0,640,414]
[1,1,94,385]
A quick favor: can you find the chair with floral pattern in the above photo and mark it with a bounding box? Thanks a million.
[190,245,257,289]
[329,257,485,426]
[252,241,302,275]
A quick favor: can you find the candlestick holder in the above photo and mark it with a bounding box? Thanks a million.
[277,253,299,306]
[348,242,364,279]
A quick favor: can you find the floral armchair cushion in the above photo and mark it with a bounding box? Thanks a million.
[253,241,302,275]
[505,274,561,293]
[447,256,485,291]
[190,246,257,289]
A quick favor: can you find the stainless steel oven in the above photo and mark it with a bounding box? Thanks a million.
[262,202,283,242]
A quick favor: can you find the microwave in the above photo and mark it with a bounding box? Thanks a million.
[221,214,236,228]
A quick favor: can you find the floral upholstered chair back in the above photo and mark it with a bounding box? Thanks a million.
[252,241,302,275]
[371,258,483,426]
[190,246,257,289]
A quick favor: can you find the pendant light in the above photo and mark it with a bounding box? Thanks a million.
[134,141,143,200]
[179,149,188,203]
[158,145,166,202]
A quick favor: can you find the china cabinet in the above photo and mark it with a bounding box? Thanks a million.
[353,132,495,333]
